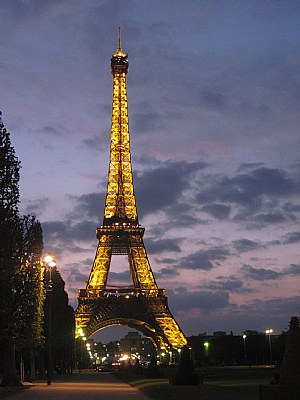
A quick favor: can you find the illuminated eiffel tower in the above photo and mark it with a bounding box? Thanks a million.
[75,31,187,351]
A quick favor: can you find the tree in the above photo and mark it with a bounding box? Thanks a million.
[12,216,44,346]
[0,111,22,386]
[0,112,44,386]
[279,316,300,385]
[0,111,21,316]
[44,267,74,375]
[172,346,199,385]
[146,353,160,378]
[12,216,44,380]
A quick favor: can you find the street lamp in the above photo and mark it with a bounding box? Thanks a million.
[203,341,209,365]
[177,348,182,365]
[242,335,247,364]
[44,253,56,385]
[265,329,273,365]
[204,341,209,352]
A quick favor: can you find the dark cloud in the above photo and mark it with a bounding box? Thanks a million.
[156,267,180,278]
[284,264,300,275]
[107,271,132,284]
[197,167,298,206]
[150,202,205,232]
[240,296,300,319]
[65,270,89,284]
[242,264,300,281]
[200,88,227,111]
[70,192,106,220]
[39,126,64,137]
[82,135,106,152]
[135,160,207,217]
[283,202,300,213]
[131,110,164,134]
[42,220,96,243]
[283,231,300,244]
[175,247,230,270]
[196,166,299,226]
[229,167,298,198]
[232,239,263,253]
[68,221,97,241]
[21,197,49,216]
[155,257,178,265]
[242,265,281,281]
[253,212,286,224]
[144,237,181,254]
[181,252,213,270]
[237,100,273,121]
[201,203,231,219]
[198,275,255,294]
[223,168,294,204]
[169,287,229,312]
[64,258,94,270]
[42,221,67,237]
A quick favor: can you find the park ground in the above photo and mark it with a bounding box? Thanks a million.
[118,365,279,400]
[0,366,278,400]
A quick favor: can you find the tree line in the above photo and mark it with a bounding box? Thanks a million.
[0,112,74,386]
[188,331,287,367]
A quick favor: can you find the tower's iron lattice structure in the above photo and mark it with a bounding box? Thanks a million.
[75,32,187,350]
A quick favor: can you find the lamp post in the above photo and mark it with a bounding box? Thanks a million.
[77,328,85,371]
[242,335,247,364]
[82,337,87,370]
[265,329,273,365]
[44,254,56,385]
[204,341,209,365]
[177,348,181,365]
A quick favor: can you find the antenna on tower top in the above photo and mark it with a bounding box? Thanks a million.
[118,26,122,51]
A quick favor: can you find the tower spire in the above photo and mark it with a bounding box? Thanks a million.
[118,26,122,52]
[113,27,127,59]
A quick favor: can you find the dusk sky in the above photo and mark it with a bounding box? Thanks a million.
[1,0,300,342]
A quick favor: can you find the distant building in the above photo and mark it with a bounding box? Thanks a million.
[120,331,154,362]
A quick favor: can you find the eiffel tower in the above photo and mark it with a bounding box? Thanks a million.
[75,31,187,351]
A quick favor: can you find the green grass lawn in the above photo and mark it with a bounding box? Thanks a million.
[117,366,278,400]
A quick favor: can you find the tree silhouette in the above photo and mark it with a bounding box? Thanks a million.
[44,267,74,374]
[0,111,22,386]
[279,316,300,385]
[12,216,44,380]
[146,353,160,378]
[172,346,198,385]
[0,112,44,386]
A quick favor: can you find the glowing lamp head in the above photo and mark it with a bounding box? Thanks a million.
[48,261,56,268]
[78,328,84,336]
[204,341,209,351]
[44,254,54,264]
[44,254,56,268]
